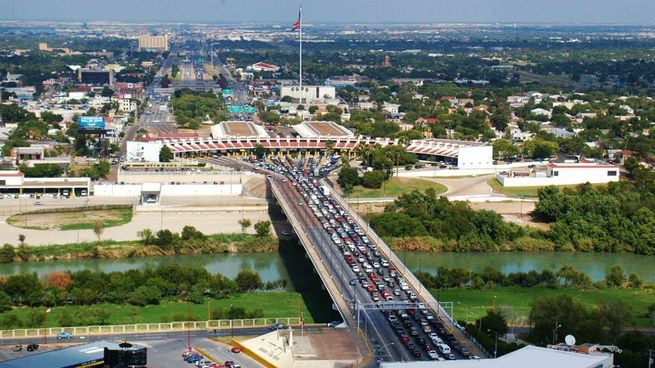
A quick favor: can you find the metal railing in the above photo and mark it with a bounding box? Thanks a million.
[0,317,301,339]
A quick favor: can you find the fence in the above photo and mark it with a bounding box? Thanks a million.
[0,317,301,339]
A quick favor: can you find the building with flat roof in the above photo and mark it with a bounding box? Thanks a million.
[496,160,620,187]
[211,121,269,139]
[78,69,114,86]
[281,85,336,102]
[0,170,90,196]
[293,121,354,138]
[381,345,613,368]
[405,139,493,169]
[137,34,169,51]
[0,340,124,368]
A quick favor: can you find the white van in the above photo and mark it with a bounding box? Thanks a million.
[364,264,373,273]
[438,344,451,355]
[399,280,409,291]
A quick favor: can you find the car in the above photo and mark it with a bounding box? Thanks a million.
[12,345,21,352]
[427,350,440,360]
[230,346,241,353]
[57,331,72,339]
[26,344,39,352]
[469,355,481,360]
[327,321,343,327]
[446,353,457,360]
[269,323,286,330]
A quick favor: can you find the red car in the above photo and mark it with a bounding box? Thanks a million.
[230,346,241,353]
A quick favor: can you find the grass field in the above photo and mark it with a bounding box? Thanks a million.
[0,292,319,330]
[487,179,607,198]
[346,177,447,198]
[7,207,133,231]
[436,287,655,327]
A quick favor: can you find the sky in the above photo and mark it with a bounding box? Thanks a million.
[1,0,655,25]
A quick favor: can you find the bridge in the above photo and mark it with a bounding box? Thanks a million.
[267,169,488,363]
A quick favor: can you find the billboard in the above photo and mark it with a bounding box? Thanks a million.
[78,116,106,129]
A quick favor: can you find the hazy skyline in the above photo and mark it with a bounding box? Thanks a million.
[1,0,655,25]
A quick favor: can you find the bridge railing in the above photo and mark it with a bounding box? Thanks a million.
[0,317,301,339]
[269,178,353,326]
[325,179,490,358]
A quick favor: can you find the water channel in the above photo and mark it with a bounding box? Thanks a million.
[1,251,653,282]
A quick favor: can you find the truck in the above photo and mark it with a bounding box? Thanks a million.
[321,185,330,196]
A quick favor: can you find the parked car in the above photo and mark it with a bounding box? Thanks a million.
[12,345,21,352]
[26,344,39,352]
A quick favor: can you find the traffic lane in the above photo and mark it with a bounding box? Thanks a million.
[198,340,263,368]
[280,181,410,362]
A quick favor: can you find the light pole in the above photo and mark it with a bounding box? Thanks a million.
[552,321,562,345]
[487,329,498,358]
[375,342,395,366]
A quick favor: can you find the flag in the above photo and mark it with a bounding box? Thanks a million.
[291,9,301,31]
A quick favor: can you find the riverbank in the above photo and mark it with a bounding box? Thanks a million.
[436,287,655,328]
[5,233,279,263]
[0,292,323,330]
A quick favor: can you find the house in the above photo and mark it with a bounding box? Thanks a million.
[415,117,439,125]
[530,108,552,117]
[382,102,400,115]
[248,62,280,73]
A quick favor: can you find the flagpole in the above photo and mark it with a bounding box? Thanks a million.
[299,5,303,106]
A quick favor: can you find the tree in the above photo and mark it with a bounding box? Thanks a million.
[159,146,173,162]
[100,86,114,98]
[234,270,263,292]
[0,244,15,263]
[480,310,509,336]
[18,234,25,246]
[605,265,626,287]
[361,170,385,189]
[238,219,252,233]
[44,272,73,290]
[338,166,360,187]
[93,221,104,242]
[137,229,154,245]
[254,220,271,238]
[492,139,520,160]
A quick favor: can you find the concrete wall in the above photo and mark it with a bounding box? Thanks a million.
[117,170,252,185]
[94,183,243,197]
[160,184,242,196]
[94,184,142,197]
[457,145,494,169]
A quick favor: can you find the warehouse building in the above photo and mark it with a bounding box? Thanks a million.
[210,121,268,139]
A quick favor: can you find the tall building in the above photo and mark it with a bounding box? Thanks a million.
[137,34,168,51]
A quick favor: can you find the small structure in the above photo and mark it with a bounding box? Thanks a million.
[0,170,90,196]
[140,182,161,205]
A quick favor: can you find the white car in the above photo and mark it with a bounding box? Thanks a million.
[427,350,440,360]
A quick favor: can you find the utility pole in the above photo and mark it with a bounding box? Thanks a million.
[648,349,653,368]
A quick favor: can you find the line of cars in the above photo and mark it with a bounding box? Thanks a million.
[182,349,241,368]
[267,157,475,361]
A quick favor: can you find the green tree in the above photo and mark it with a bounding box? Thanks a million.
[238,219,252,233]
[361,170,385,189]
[93,221,104,242]
[18,234,25,246]
[159,146,173,162]
[254,220,271,238]
[137,229,154,245]
[234,270,263,292]
[0,244,15,263]
[480,309,509,336]
[605,265,626,287]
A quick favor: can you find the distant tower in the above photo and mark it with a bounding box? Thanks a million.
[383,54,391,68]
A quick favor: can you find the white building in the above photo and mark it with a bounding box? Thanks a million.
[127,141,163,163]
[405,139,493,169]
[496,161,620,187]
[383,102,401,115]
[280,85,336,101]
[381,345,613,368]
[210,121,269,139]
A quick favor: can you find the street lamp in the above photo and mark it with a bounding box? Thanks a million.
[375,342,395,366]
[552,322,562,345]
[487,329,498,358]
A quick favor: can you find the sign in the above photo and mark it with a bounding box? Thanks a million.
[222,89,234,97]
[245,107,257,114]
[78,116,106,129]
[228,105,244,113]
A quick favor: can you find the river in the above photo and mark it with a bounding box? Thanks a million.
[0,251,653,282]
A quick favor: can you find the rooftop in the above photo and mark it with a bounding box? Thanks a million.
[293,121,354,138]
[381,345,612,368]
[0,340,122,368]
